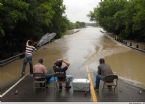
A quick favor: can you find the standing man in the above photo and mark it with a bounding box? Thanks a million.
[21,40,37,77]
[95,58,113,90]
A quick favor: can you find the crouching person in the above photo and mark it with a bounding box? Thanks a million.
[53,59,72,90]
[33,58,53,85]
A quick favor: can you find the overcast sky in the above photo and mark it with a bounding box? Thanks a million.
[63,0,101,23]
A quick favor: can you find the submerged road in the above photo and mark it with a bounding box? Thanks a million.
[1,26,145,91]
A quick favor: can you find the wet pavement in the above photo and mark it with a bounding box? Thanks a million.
[1,74,145,102]
[1,75,91,102]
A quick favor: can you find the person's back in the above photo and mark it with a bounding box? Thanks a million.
[33,63,47,74]
[33,58,53,83]
[98,63,113,77]
[33,58,47,74]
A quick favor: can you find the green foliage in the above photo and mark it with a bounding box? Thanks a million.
[89,0,145,41]
[66,21,86,30]
[74,21,86,29]
[0,0,73,59]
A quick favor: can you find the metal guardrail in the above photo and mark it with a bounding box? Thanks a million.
[115,38,145,53]
[0,33,56,67]
[0,52,25,67]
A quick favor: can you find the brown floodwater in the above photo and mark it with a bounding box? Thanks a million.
[0,27,145,90]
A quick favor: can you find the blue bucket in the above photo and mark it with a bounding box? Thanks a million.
[48,76,58,83]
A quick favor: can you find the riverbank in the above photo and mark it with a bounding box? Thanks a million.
[108,33,145,54]
[64,29,80,35]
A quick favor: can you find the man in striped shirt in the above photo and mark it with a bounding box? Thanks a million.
[21,40,37,77]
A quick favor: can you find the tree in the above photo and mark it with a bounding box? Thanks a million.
[88,0,145,41]
[0,0,72,59]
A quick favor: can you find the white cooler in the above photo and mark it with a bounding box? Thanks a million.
[72,78,90,92]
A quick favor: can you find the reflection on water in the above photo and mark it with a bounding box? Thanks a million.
[0,27,145,89]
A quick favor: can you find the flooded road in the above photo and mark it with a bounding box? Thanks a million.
[0,27,145,90]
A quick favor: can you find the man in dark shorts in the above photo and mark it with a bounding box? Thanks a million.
[53,59,71,90]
